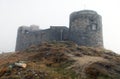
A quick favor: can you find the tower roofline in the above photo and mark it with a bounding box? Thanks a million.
[70,10,98,17]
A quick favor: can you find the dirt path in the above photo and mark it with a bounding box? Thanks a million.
[67,54,108,66]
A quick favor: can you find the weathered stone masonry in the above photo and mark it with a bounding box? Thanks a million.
[16,10,103,51]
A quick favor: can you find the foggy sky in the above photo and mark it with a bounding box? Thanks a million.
[0,0,120,54]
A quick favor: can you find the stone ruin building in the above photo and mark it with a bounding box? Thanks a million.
[15,10,103,51]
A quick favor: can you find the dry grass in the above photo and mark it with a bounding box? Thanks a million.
[0,41,120,79]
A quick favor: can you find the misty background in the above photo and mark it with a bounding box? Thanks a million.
[0,0,120,54]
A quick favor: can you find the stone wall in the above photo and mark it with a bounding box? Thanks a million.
[69,10,103,47]
[15,10,103,51]
[15,26,69,51]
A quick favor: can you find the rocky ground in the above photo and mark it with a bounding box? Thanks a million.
[0,41,120,79]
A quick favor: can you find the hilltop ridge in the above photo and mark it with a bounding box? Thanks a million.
[0,41,120,79]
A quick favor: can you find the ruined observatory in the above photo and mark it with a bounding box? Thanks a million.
[16,10,103,51]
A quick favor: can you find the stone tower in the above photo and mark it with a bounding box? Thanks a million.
[69,10,103,47]
[15,10,104,51]
[15,25,39,51]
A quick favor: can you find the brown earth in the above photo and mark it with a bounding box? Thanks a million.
[0,41,120,79]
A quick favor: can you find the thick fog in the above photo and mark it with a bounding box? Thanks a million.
[0,0,120,53]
